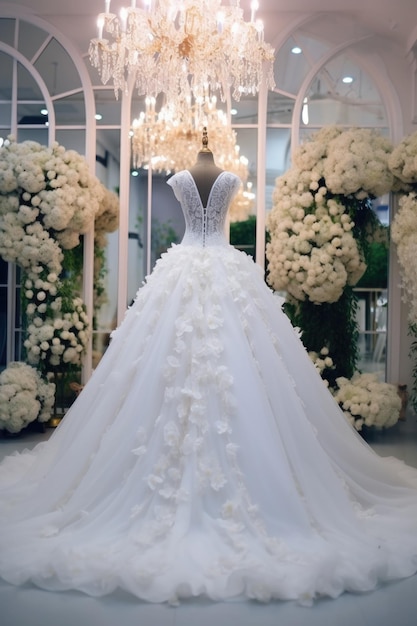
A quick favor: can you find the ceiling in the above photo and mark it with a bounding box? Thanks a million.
[2,0,417,57]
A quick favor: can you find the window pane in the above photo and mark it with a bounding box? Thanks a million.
[267,92,295,125]
[94,129,121,362]
[34,38,81,95]
[55,93,86,126]
[303,54,388,127]
[17,102,48,125]
[56,129,86,152]
[0,52,13,99]
[274,36,312,95]
[0,259,7,284]
[18,20,49,62]
[16,128,48,143]
[0,18,15,47]
[17,62,43,100]
[95,90,122,126]
[231,95,258,124]
[265,128,291,212]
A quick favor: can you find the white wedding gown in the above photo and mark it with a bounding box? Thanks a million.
[1,169,417,605]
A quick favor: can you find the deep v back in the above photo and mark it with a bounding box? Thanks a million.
[167,170,241,247]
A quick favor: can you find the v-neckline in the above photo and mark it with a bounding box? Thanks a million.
[185,169,226,209]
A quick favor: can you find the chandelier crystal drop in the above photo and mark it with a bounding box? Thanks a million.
[89,0,275,104]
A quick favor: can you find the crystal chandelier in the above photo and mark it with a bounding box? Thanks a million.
[130,95,255,219]
[131,95,241,171]
[89,1,275,104]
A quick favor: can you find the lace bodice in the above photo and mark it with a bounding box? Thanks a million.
[167,170,241,246]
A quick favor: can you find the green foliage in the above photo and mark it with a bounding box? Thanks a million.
[409,324,417,413]
[342,196,381,261]
[230,216,271,282]
[284,287,359,387]
[356,240,388,288]
[60,246,83,307]
[230,215,257,258]
[60,241,108,328]
[151,218,179,259]
[92,246,109,316]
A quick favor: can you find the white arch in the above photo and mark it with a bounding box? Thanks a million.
[291,42,404,385]
[266,17,405,386]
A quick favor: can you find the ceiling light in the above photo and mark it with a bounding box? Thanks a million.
[40,108,48,115]
[342,76,354,84]
[89,0,275,106]
[95,113,103,120]
[291,46,302,54]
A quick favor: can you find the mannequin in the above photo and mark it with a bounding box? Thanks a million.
[188,127,223,206]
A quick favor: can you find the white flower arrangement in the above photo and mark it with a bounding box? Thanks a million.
[389,130,417,410]
[388,129,417,186]
[0,211,64,277]
[332,372,401,431]
[391,192,417,327]
[268,126,401,430]
[0,137,119,431]
[322,128,394,199]
[94,188,120,248]
[266,167,366,303]
[0,362,55,433]
[308,346,335,386]
[307,347,400,430]
[390,132,417,329]
[267,126,393,303]
[24,297,90,370]
[0,138,105,250]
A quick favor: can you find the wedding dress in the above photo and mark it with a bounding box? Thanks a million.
[1,169,417,605]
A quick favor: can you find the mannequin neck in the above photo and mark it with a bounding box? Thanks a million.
[188,150,223,206]
[195,150,215,164]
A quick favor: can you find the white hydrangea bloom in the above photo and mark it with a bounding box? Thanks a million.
[23,296,90,371]
[267,167,365,303]
[332,373,401,430]
[267,126,391,304]
[388,129,417,185]
[0,362,55,433]
[391,192,417,326]
[323,128,393,198]
[0,137,109,260]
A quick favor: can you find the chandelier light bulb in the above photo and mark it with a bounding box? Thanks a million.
[97,16,105,39]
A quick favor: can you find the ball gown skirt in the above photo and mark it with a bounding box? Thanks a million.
[0,170,416,605]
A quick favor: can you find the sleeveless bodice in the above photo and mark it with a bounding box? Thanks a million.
[167,170,241,247]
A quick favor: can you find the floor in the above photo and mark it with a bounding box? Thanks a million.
[1,412,417,626]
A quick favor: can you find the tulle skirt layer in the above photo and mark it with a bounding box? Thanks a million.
[1,243,417,604]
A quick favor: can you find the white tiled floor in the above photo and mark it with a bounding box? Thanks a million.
[1,412,417,626]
